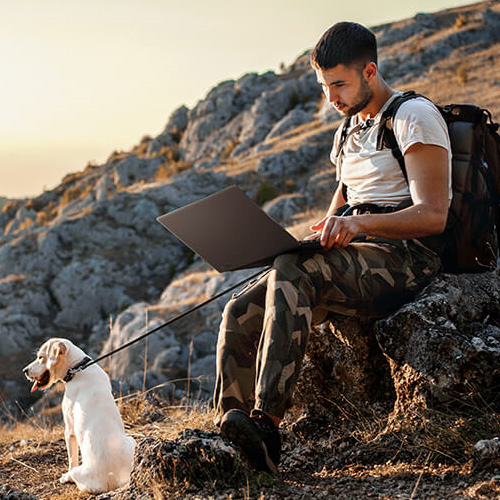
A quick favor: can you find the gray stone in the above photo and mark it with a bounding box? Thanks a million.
[257,144,325,178]
[297,271,500,424]
[263,194,308,224]
[267,107,315,139]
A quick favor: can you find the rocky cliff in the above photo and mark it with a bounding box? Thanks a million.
[1,0,500,412]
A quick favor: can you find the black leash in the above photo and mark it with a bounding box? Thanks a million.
[68,266,272,378]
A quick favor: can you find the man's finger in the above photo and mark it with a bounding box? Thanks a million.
[310,219,326,231]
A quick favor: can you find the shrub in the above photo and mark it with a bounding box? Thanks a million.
[454,14,467,29]
[17,218,34,232]
[457,64,469,85]
[255,182,277,206]
[220,139,239,160]
[1,200,20,215]
[36,210,50,226]
[60,187,82,207]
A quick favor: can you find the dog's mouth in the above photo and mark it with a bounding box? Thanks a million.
[29,370,51,393]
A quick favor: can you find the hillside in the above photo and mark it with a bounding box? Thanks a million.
[1,1,500,498]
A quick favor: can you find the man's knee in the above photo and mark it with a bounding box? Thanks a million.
[222,293,250,322]
[272,253,306,281]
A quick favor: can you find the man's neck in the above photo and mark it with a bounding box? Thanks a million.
[358,81,395,121]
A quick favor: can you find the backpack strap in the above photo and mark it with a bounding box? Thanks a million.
[338,91,423,199]
[335,117,351,200]
[376,90,426,182]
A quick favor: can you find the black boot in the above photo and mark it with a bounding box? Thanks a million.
[220,409,281,473]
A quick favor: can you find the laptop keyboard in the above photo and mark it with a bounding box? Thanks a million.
[299,239,323,250]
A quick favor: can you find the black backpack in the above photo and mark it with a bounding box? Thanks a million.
[338,91,500,273]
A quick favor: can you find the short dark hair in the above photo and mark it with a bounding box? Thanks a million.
[311,22,377,70]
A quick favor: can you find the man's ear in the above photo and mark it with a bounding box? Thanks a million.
[363,61,377,81]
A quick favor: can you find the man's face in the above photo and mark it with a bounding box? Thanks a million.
[315,63,373,117]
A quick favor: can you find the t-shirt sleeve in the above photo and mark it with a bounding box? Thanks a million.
[392,98,450,154]
[330,126,343,180]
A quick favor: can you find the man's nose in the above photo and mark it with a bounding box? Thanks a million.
[324,86,336,103]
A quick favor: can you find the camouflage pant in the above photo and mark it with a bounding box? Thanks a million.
[213,238,441,425]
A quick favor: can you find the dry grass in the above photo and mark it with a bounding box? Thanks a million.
[457,63,469,85]
[0,393,216,500]
[3,391,500,499]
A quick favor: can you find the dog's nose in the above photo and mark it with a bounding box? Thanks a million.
[23,367,29,375]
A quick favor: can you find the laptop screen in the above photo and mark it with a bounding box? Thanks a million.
[157,186,300,272]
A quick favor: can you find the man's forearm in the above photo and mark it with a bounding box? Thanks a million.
[355,203,447,240]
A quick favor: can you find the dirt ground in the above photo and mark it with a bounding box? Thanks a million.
[2,402,500,500]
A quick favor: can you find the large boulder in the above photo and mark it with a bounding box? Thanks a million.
[296,271,500,424]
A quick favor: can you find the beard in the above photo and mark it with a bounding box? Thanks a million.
[338,78,373,117]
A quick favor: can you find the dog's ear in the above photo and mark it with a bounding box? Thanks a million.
[52,341,67,358]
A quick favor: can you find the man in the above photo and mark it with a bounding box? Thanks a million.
[214,22,451,473]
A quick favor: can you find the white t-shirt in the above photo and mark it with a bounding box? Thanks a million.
[330,93,452,207]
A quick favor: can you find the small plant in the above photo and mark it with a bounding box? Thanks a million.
[158,145,180,162]
[408,41,423,55]
[17,218,34,232]
[221,139,239,160]
[170,160,192,176]
[155,163,171,181]
[60,186,82,207]
[454,14,467,29]
[1,200,20,215]
[284,179,297,193]
[255,182,277,206]
[457,63,469,85]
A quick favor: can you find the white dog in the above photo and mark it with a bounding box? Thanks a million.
[23,338,136,493]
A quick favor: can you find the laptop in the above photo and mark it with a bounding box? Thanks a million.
[156,185,322,272]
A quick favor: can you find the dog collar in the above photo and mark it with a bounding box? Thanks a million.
[63,356,93,383]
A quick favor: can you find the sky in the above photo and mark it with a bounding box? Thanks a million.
[0,0,475,199]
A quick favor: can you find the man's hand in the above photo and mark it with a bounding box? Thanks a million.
[309,215,362,249]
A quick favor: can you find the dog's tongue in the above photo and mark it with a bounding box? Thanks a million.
[30,380,39,393]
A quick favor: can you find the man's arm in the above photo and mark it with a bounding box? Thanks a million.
[312,143,449,249]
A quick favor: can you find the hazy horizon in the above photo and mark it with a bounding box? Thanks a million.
[1,0,476,199]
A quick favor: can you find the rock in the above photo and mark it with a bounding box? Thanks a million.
[153,345,188,378]
[189,354,216,393]
[50,258,131,328]
[112,155,163,187]
[267,107,315,139]
[297,271,500,425]
[305,169,336,202]
[483,8,500,40]
[102,266,263,401]
[233,81,299,155]
[124,430,250,496]
[474,437,500,469]
[103,304,178,380]
[146,131,176,155]
[296,316,395,420]
[4,206,37,235]
[263,194,308,224]
[257,144,326,178]
[192,330,218,358]
[376,272,500,417]
[146,105,190,154]
[94,171,116,201]
[0,487,37,500]
[165,105,189,135]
